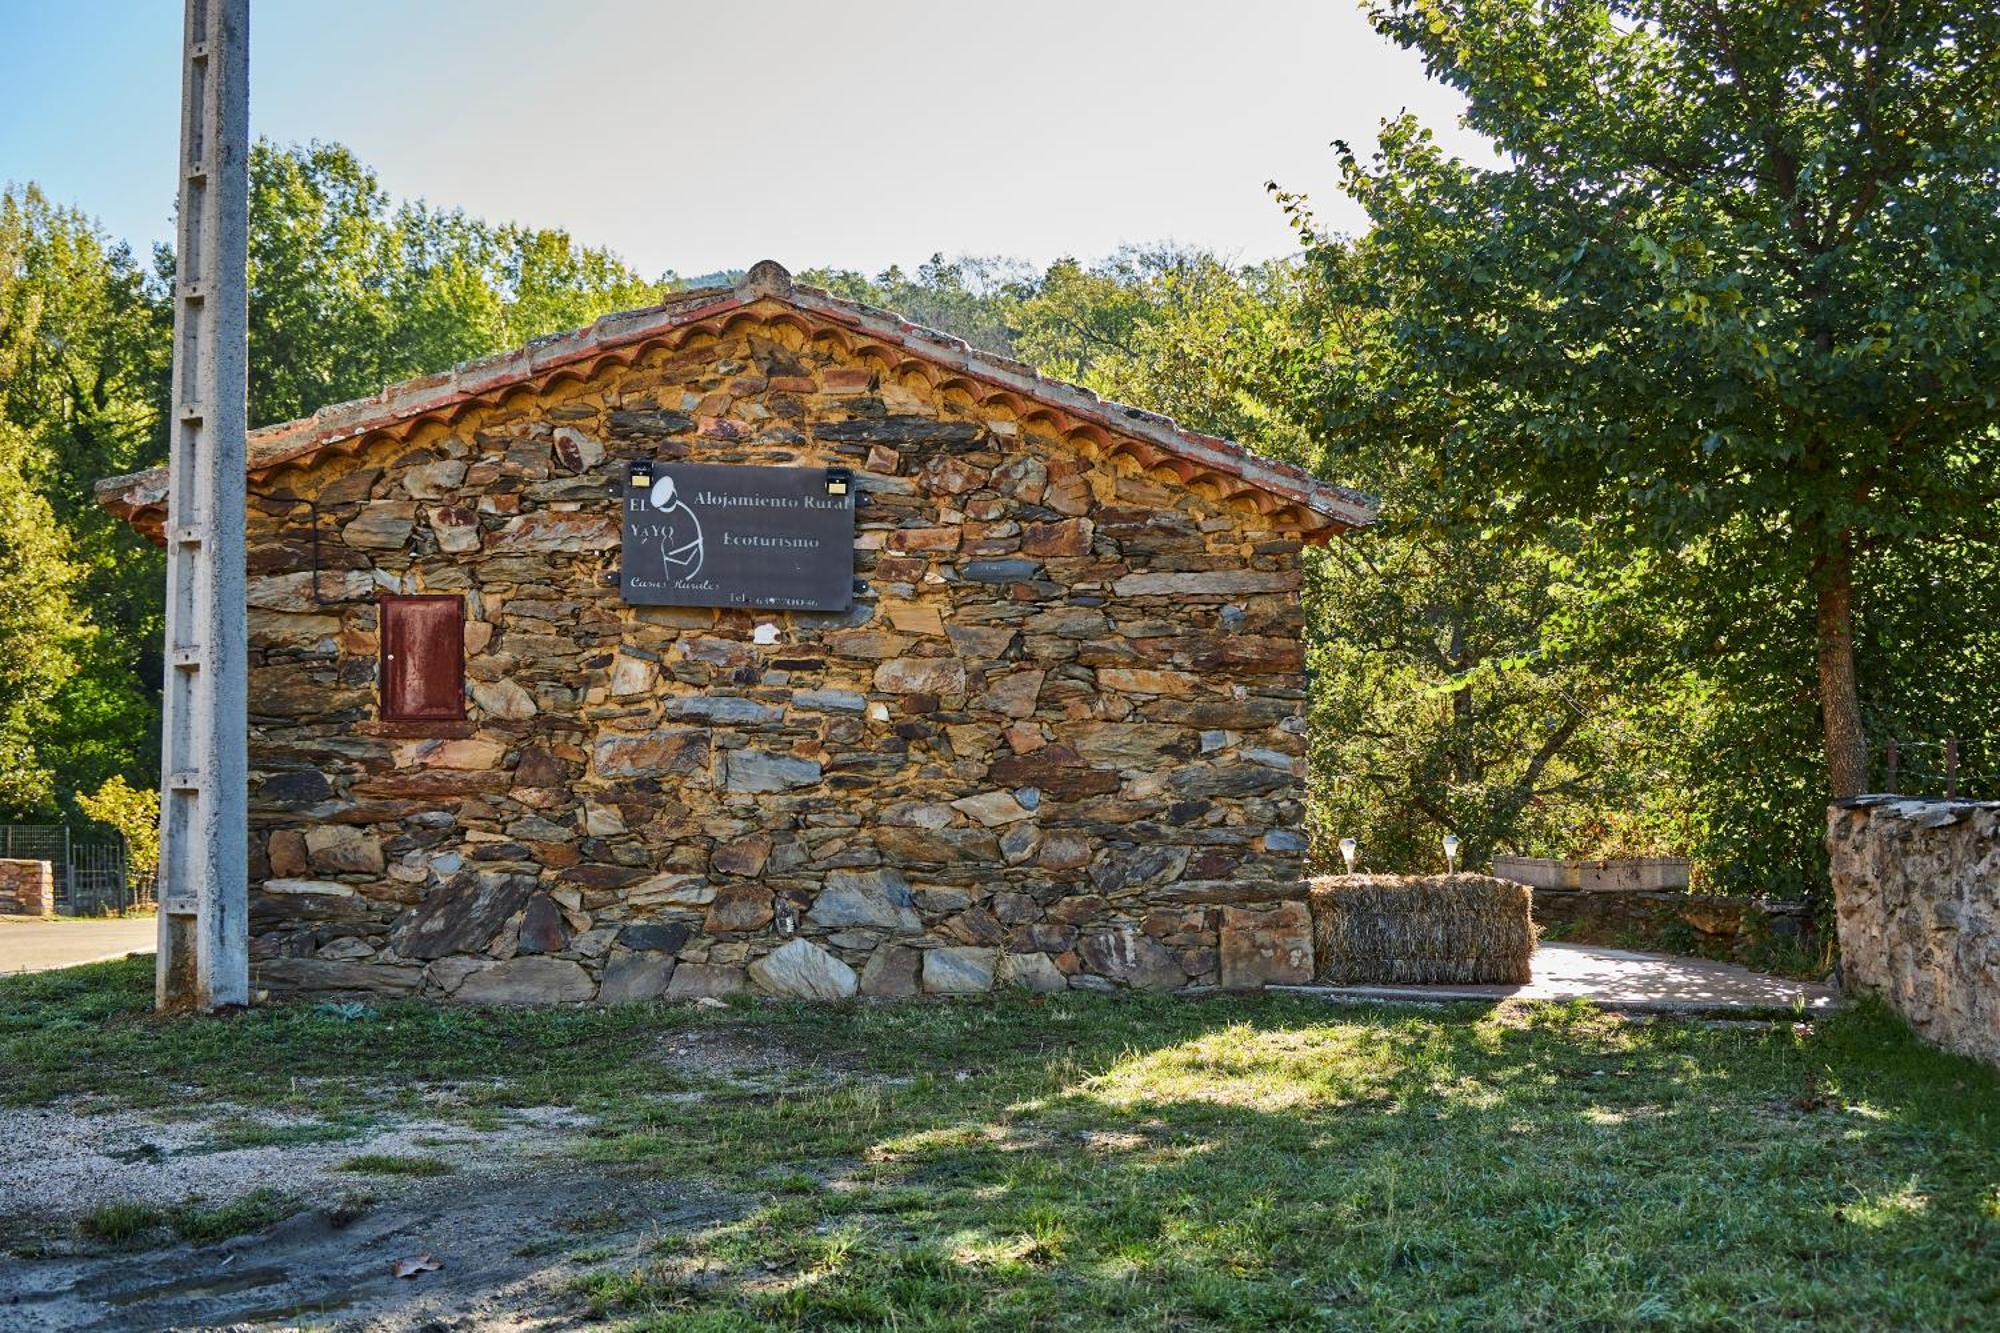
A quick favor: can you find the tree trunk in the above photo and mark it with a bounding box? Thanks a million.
[1814,538,1870,798]
[1447,609,1486,786]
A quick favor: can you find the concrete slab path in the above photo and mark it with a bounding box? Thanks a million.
[1289,940,1840,1015]
[0,915,156,975]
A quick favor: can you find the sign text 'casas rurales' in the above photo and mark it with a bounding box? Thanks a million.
[619,462,855,611]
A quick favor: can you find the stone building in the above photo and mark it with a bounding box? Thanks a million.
[96,263,1373,1003]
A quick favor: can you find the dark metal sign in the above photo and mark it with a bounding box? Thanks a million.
[620,462,855,611]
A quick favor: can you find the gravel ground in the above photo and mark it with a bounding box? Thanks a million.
[0,1102,586,1227]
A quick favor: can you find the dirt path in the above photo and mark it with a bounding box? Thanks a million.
[0,1026,834,1328]
[4,1164,735,1330]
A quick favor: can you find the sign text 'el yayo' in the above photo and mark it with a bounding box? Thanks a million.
[620,462,855,611]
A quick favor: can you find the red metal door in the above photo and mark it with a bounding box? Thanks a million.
[380,595,465,721]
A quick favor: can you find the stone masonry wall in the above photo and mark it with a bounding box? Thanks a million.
[0,859,55,916]
[244,311,1318,1003]
[1828,796,2000,1064]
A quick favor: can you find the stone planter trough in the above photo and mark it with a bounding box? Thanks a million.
[1491,854,1690,893]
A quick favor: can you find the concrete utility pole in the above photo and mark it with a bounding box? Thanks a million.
[157,0,251,1010]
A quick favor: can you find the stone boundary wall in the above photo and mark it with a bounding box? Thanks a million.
[1529,889,1816,965]
[241,316,1320,1005]
[0,859,55,916]
[1828,796,2000,1064]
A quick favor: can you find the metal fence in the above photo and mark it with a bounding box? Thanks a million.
[69,841,153,915]
[1875,737,1995,801]
[0,824,156,915]
[0,823,68,869]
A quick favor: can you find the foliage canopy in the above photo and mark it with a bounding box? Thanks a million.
[1322,0,2000,811]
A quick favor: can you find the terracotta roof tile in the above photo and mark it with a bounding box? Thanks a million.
[95,261,1377,540]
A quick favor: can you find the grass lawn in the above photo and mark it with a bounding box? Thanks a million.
[6,957,2000,1329]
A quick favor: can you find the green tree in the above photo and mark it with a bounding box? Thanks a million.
[242,141,671,427]
[828,241,1645,873]
[1326,0,2000,805]
[1,142,681,820]
[802,254,1033,357]
[0,186,169,810]
[1014,247,1318,458]
[1303,481,1658,875]
[489,222,666,348]
[0,424,86,812]
[76,774,159,876]
[243,140,404,427]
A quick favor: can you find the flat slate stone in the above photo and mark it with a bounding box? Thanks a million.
[963,559,1041,583]
[874,657,967,696]
[609,408,696,436]
[256,957,422,997]
[998,951,1067,993]
[456,957,595,1005]
[1218,902,1314,989]
[873,826,1001,865]
[342,502,417,550]
[808,869,923,933]
[705,885,775,933]
[515,894,571,955]
[388,871,537,961]
[1168,766,1293,799]
[305,825,384,875]
[1078,924,1184,991]
[665,696,784,726]
[813,416,983,444]
[1111,570,1300,597]
[792,688,866,713]
[923,946,999,995]
[599,949,676,1003]
[950,790,1033,827]
[258,770,333,805]
[998,825,1041,865]
[711,834,773,878]
[749,938,857,1001]
[859,944,923,998]
[593,730,710,780]
[627,875,714,910]
[618,921,692,954]
[722,750,823,792]
[1089,846,1190,893]
[665,962,748,999]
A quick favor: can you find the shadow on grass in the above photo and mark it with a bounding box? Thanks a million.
[6,957,2000,1330]
[575,999,2000,1331]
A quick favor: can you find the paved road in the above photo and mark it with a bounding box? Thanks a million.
[0,916,156,974]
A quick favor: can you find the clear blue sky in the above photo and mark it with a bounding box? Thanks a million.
[0,1,1488,278]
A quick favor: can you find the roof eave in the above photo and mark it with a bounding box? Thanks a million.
[95,262,1379,540]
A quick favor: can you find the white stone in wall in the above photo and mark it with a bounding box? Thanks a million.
[749,938,858,1001]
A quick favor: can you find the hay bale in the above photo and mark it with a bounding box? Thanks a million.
[1308,873,1535,985]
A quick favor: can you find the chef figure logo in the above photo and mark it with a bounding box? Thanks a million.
[648,473,706,581]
